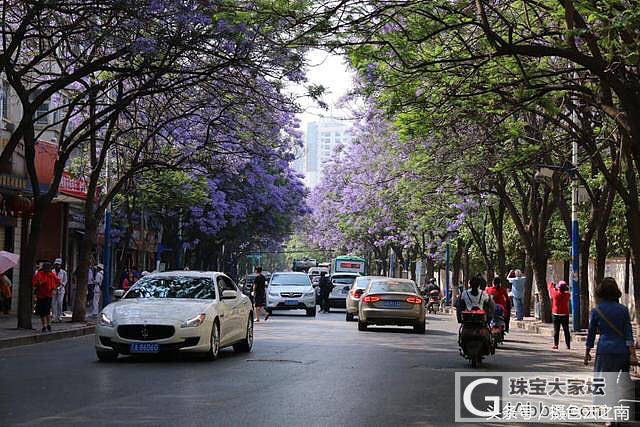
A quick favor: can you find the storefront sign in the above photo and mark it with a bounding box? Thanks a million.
[60,172,88,199]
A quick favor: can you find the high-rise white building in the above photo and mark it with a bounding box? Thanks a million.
[303,117,352,188]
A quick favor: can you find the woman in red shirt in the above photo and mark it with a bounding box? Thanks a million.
[32,262,60,332]
[486,277,511,332]
[549,280,571,349]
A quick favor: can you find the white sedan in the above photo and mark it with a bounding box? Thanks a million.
[95,271,254,361]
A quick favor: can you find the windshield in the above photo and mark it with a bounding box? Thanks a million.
[332,276,356,285]
[354,277,373,289]
[125,276,216,299]
[369,281,416,294]
[270,274,311,286]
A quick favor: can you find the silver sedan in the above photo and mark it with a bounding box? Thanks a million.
[358,278,426,333]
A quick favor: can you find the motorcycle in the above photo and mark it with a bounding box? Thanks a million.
[458,309,493,368]
[490,304,506,349]
[426,290,441,314]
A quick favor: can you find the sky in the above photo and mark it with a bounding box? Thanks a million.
[294,49,356,130]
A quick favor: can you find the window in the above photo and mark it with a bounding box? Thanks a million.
[270,273,311,286]
[34,99,50,125]
[124,276,216,299]
[217,276,238,298]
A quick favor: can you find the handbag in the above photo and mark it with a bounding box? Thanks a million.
[594,306,638,366]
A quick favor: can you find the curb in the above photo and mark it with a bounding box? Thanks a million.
[512,320,588,342]
[0,325,95,350]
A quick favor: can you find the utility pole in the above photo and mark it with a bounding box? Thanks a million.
[571,137,580,331]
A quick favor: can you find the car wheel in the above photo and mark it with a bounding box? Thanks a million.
[234,316,254,353]
[96,350,118,362]
[414,321,426,334]
[207,321,220,361]
[306,307,316,317]
[346,312,354,322]
[358,320,367,331]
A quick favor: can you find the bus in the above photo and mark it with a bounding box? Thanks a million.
[331,255,367,275]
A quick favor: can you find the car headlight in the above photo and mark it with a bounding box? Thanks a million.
[99,312,113,327]
[304,291,315,296]
[269,291,279,297]
[181,313,206,328]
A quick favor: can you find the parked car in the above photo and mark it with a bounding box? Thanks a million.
[327,273,359,311]
[358,278,426,333]
[345,276,384,321]
[95,271,254,361]
[266,272,316,316]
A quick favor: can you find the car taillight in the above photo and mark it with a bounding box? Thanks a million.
[351,290,361,298]
[406,296,423,304]
[363,295,380,303]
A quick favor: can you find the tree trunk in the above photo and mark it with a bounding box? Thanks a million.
[72,216,97,322]
[462,241,471,289]
[17,206,45,328]
[533,256,552,323]
[524,253,534,317]
[451,238,464,301]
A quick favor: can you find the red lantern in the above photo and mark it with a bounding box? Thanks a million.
[7,195,32,215]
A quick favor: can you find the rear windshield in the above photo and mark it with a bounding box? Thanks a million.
[125,276,216,299]
[354,277,373,289]
[271,274,311,286]
[333,276,356,285]
[369,281,416,294]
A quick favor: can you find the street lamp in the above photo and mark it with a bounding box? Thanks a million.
[535,160,580,331]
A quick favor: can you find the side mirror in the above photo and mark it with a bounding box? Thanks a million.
[113,289,125,299]
[222,290,237,300]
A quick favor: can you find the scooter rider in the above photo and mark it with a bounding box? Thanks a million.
[425,278,439,295]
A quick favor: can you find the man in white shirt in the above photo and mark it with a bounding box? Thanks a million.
[91,264,104,317]
[52,258,68,322]
[507,269,527,320]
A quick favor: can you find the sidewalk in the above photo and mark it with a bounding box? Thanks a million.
[0,311,95,349]
[512,316,589,343]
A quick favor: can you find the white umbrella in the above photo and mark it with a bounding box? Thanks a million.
[0,251,19,274]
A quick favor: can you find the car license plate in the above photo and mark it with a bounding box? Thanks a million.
[383,300,401,308]
[285,300,298,305]
[130,343,159,353]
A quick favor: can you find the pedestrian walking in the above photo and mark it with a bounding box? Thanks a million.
[87,263,95,308]
[32,261,60,332]
[318,272,333,313]
[507,269,526,320]
[90,264,104,317]
[487,277,511,333]
[549,280,571,350]
[122,270,134,292]
[0,273,11,314]
[585,277,637,370]
[52,258,67,322]
[253,267,268,322]
[585,278,637,423]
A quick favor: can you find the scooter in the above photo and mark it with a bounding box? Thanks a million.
[490,304,506,349]
[426,290,441,314]
[458,309,493,368]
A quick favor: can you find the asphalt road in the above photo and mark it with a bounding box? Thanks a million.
[0,309,593,427]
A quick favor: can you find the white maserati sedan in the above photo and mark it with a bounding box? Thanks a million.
[95,271,254,362]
